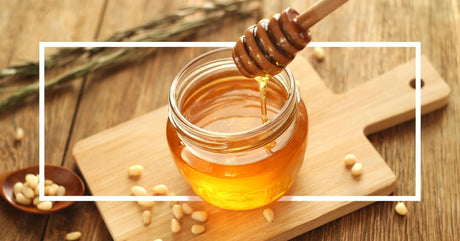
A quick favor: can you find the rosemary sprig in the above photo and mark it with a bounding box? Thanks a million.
[0,0,259,113]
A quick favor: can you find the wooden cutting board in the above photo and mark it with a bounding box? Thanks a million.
[73,55,450,241]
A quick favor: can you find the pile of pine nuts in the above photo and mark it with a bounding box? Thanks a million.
[127,163,278,238]
[13,173,66,211]
[128,164,208,236]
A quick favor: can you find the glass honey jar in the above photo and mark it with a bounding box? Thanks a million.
[166,48,308,210]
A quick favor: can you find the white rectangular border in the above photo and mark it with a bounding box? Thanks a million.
[39,41,421,202]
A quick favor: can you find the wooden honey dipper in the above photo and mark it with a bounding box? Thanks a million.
[232,0,349,78]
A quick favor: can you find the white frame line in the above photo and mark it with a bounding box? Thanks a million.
[39,41,421,202]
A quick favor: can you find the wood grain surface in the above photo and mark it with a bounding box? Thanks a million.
[1,0,459,241]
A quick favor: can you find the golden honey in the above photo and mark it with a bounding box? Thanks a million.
[167,48,308,210]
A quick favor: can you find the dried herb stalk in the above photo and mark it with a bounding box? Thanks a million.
[0,0,259,113]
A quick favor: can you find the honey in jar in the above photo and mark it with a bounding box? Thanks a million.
[167,48,308,210]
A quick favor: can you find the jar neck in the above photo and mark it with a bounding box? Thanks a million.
[168,48,299,153]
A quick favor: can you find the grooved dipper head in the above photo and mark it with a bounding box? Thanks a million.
[232,8,311,78]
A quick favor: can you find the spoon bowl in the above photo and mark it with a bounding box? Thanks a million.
[0,164,85,214]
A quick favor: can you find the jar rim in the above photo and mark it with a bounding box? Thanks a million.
[168,48,298,150]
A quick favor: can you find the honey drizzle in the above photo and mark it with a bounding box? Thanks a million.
[255,75,271,124]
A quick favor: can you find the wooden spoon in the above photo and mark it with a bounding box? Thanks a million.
[0,164,85,214]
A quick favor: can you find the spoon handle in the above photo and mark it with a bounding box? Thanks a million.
[296,0,349,30]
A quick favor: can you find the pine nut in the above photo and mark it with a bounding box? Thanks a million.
[13,174,67,211]
[37,201,53,211]
[169,193,178,207]
[182,203,193,215]
[137,200,154,209]
[170,218,181,233]
[25,173,38,189]
[172,204,183,220]
[65,231,82,240]
[263,208,274,223]
[153,239,163,241]
[142,210,152,225]
[313,47,325,61]
[351,162,363,176]
[44,186,51,195]
[22,182,30,188]
[191,224,205,235]
[344,153,357,166]
[33,197,40,206]
[15,193,32,205]
[57,185,66,196]
[152,184,168,195]
[128,165,144,177]
[191,211,207,222]
[131,186,148,196]
[48,184,59,195]
[22,186,35,199]
[14,127,24,141]
[395,202,408,216]
[13,182,23,196]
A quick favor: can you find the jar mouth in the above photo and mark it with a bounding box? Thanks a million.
[168,48,298,151]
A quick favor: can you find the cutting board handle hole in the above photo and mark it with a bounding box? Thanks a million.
[409,78,425,89]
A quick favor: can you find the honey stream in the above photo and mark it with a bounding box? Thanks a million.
[255,75,270,124]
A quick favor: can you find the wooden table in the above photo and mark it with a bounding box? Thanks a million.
[1,0,458,240]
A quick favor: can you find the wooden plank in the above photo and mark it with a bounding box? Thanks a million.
[0,1,106,241]
[72,55,449,240]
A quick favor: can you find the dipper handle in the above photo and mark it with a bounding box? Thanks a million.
[296,0,349,30]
